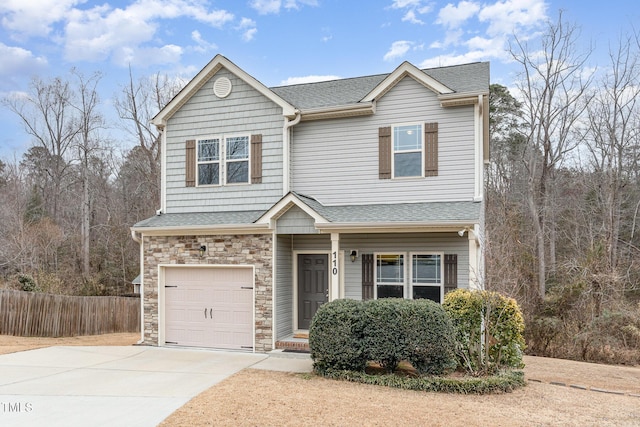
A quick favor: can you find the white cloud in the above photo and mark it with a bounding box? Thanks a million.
[237,17,257,42]
[423,0,548,67]
[280,75,341,85]
[390,0,422,8]
[478,0,547,37]
[436,1,481,29]
[62,1,233,64]
[390,0,432,25]
[191,30,218,53]
[420,51,486,68]
[0,43,48,92]
[251,0,281,15]
[402,10,423,25]
[0,0,80,38]
[251,0,317,14]
[384,40,413,62]
[112,44,184,68]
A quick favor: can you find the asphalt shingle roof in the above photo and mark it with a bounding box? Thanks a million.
[133,210,264,228]
[133,194,480,229]
[270,62,489,110]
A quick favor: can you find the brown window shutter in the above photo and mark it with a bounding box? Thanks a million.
[185,140,196,187]
[444,254,457,294]
[378,127,391,179]
[362,253,374,300]
[424,122,438,177]
[251,134,262,184]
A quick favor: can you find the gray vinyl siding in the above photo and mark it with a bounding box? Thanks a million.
[276,206,318,234]
[164,68,285,214]
[339,233,469,300]
[275,235,293,340]
[291,76,476,205]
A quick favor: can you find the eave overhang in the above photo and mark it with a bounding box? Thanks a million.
[438,91,489,108]
[314,220,477,234]
[299,101,376,121]
[130,223,271,237]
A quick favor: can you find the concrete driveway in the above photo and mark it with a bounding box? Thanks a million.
[0,345,269,426]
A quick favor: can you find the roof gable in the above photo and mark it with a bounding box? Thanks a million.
[254,192,329,226]
[362,61,454,102]
[151,55,297,126]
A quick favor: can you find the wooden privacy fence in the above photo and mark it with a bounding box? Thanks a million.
[0,290,140,337]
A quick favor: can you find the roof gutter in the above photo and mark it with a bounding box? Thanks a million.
[283,112,301,195]
[439,91,489,108]
[130,223,271,236]
[299,101,375,121]
[315,220,476,233]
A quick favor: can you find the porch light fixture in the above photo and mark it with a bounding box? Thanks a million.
[350,250,358,262]
[458,228,469,237]
[199,245,207,257]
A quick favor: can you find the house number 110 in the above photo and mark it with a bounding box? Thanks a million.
[332,251,338,275]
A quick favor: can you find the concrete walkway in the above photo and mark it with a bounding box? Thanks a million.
[0,345,311,427]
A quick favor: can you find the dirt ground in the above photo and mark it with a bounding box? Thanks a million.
[2,334,639,426]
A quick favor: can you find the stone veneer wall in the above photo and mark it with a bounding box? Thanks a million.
[142,234,273,352]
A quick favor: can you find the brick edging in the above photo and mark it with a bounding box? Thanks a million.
[528,378,640,397]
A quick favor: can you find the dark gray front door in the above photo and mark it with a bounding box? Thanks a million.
[298,254,328,330]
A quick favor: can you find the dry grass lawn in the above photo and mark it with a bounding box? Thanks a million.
[1,334,639,426]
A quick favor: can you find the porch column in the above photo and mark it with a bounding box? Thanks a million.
[330,233,340,301]
[468,228,480,290]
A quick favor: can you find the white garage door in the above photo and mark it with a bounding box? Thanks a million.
[164,266,254,351]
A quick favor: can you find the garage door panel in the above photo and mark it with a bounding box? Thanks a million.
[164,267,254,351]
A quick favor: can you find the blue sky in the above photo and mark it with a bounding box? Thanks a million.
[0,0,637,158]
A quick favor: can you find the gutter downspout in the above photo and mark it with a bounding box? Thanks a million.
[283,112,301,195]
[130,229,145,345]
[158,123,167,213]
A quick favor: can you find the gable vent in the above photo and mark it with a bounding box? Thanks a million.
[213,77,232,98]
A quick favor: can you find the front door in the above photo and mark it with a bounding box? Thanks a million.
[297,254,328,330]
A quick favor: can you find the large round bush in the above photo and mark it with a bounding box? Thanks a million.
[362,298,457,375]
[309,299,366,373]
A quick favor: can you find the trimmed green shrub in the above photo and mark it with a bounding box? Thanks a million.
[362,298,457,375]
[443,289,526,374]
[361,298,407,372]
[309,299,366,373]
[322,369,525,394]
[403,299,457,375]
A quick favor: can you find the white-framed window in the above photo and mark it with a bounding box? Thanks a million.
[197,138,220,186]
[392,123,423,178]
[196,134,250,186]
[225,135,249,184]
[374,252,444,303]
[375,253,405,298]
[410,252,444,303]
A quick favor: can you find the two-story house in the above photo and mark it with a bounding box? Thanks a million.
[131,54,489,353]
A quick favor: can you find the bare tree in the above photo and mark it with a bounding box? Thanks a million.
[509,11,594,297]
[114,69,184,210]
[2,77,79,222]
[581,33,640,271]
[70,69,104,279]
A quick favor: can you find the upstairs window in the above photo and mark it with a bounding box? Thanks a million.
[187,134,257,187]
[225,135,249,184]
[379,122,438,179]
[393,124,422,178]
[197,138,220,186]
